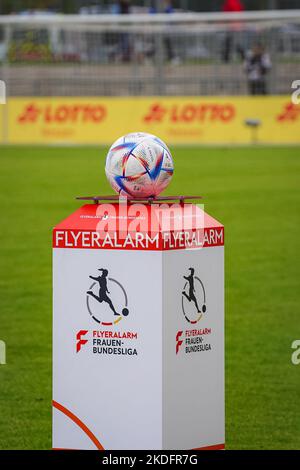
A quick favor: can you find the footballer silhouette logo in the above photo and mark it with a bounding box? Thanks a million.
[86,268,129,326]
[181,268,206,324]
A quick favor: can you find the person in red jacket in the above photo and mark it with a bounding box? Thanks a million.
[222,0,245,63]
[222,0,244,12]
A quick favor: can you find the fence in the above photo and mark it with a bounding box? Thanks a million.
[0,10,300,97]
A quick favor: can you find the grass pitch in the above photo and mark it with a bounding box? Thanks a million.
[0,145,299,449]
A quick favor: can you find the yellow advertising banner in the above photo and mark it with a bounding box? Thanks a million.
[2,96,300,145]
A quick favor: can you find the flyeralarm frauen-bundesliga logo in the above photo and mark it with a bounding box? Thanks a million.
[76,268,138,357]
[176,268,212,355]
[86,268,129,326]
[182,267,206,324]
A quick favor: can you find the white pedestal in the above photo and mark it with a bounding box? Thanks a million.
[52,203,224,450]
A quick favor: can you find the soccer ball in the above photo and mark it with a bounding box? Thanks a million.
[105,132,174,198]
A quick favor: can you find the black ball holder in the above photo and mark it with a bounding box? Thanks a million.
[76,195,203,205]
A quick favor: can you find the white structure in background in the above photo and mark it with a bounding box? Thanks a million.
[0,79,5,103]
[0,340,6,364]
[0,10,300,96]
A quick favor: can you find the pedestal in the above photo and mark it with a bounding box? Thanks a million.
[52,202,224,450]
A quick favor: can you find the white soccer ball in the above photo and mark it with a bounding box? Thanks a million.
[105,132,174,198]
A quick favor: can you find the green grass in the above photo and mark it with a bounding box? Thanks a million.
[0,145,299,449]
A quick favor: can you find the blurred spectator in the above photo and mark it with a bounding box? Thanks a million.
[221,0,245,63]
[222,0,244,13]
[150,1,178,64]
[244,43,272,95]
[118,0,131,14]
[117,1,131,62]
[150,0,174,14]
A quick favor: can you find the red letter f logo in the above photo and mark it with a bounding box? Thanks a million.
[176,331,183,355]
[76,330,88,353]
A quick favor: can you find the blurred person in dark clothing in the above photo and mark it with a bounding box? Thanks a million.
[118,0,130,14]
[244,43,272,95]
[150,0,178,64]
[117,0,131,61]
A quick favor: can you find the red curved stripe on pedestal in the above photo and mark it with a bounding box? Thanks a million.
[194,443,225,450]
[52,400,104,450]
